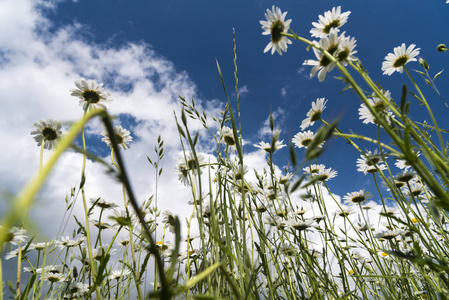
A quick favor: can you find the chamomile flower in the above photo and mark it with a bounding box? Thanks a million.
[254,140,286,153]
[70,78,112,111]
[343,190,373,205]
[174,152,207,186]
[381,43,420,75]
[303,28,342,82]
[310,6,351,38]
[303,164,326,175]
[108,269,131,280]
[336,33,358,64]
[300,98,328,130]
[30,119,63,150]
[292,130,323,149]
[4,227,27,245]
[101,125,133,150]
[358,90,394,125]
[260,6,292,55]
[356,149,387,175]
[90,197,119,210]
[394,151,420,170]
[218,126,237,149]
[314,167,338,182]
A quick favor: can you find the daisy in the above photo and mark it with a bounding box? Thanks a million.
[356,149,387,175]
[382,43,420,75]
[336,33,358,64]
[66,282,89,297]
[70,78,112,111]
[108,269,131,280]
[343,190,373,205]
[90,197,119,210]
[315,167,338,182]
[394,151,420,170]
[292,130,323,149]
[303,164,326,175]
[101,125,133,150]
[45,273,65,283]
[310,6,351,38]
[358,90,394,125]
[402,180,424,197]
[30,119,62,150]
[394,170,415,183]
[260,6,292,55]
[218,126,237,149]
[254,140,286,153]
[303,28,341,82]
[174,152,207,186]
[288,219,316,232]
[300,98,327,130]
[4,227,27,245]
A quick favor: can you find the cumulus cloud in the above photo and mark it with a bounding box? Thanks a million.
[0,0,221,238]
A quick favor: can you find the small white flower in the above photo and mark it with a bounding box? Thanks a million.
[70,78,112,111]
[253,140,286,153]
[303,28,342,82]
[356,149,387,175]
[382,43,420,75]
[358,90,394,125]
[260,6,292,55]
[101,125,133,150]
[343,190,373,205]
[4,227,27,246]
[292,130,323,149]
[218,126,237,149]
[30,119,63,150]
[301,98,328,130]
[310,6,351,38]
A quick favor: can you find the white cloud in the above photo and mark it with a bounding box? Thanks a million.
[280,85,288,97]
[0,0,220,239]
[256,107,287,138]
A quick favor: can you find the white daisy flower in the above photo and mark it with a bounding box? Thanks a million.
[70,78,112,111]
[90,197,119,210]
[315,167,338,182]
[253,140,286,153]
[4,227,27,246]
[101,125,133,150]
[343,190,373,205]
[394,151,420,170]
[108,269,131,280]
[218,126,237,149]
[303,28,342,82]
[358,90,394,125]
[310,6,351,38]
[303,164,326,175]
[260,6,292,55]
[292,130,323,149]
[174,152,207,186]
[382,43,420,75]
[300,98,328,130]
[30,119,63,150]
[335,33,358,64]
[356,149,387,175]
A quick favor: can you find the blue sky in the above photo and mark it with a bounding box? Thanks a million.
[1,0,449,239]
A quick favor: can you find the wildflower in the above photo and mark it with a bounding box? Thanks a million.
[375,229,404,241]
[30,242,53,251]
[3,227,27,245]
[310,6,351,38]
[45,273,65,283]
[300,98,327,130]
[92,245,116,260]
[394,170,415,183]
[402,180,424,197]
[260,6,292,55]
[343,190,373,205]
[382,43,420,75]
[116,236,130,247]
[174,152,207,186]
[303,28,341,82]
[66,282,89,297]
[59,236,84,249]
[336,33,358,64]
[90,197,119,210]
[395,151,420,170]
[336,207,355,217]
[70,78,112,111]
[5,249,19,260]
[109,210,133,227]
[356,149,387,175]
[218,126,237,149]
[108,269,131,280]
[279,172,293,185]
[288,219,316,232]
[315,166,338,182]
[162,210,176,233]
[91,220,114,230]
[101,125,133,150]
[358,90,394,125]
[30,119,62,150]
[303,164,326,175]
[292,130,323,149]
[253,140,286,153]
